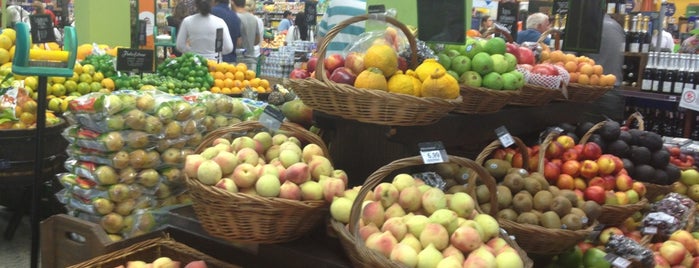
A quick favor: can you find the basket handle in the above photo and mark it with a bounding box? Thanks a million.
[347,156,499,235]
[537,29,563,50]
[537,130,564,173]
[577,121,607,145]
[194,121,330,158]
[483,27,514,43]
[624,111,645,131]
[316,14,419,85]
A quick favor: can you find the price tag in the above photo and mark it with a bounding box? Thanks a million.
[259,105,285,131]
[215,28,223,53]
[643,226,657,235]
[494,126,514,147]
[29,14,56,43]
[604,254,631,268]
[418,141,448,164]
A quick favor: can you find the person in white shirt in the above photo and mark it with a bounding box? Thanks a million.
[245,0,265,58]
[176,0,234,60]
[651,29,675,52]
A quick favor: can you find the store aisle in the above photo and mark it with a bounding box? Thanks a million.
[0,206,31,267]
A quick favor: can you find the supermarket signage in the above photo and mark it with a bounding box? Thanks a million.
[494,126,514,147]
[116,48,154,73]
[29,14,56,43]
[679,87,699,112]
[418,141,448,164]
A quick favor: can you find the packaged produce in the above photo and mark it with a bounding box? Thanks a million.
[642,193,696,238]
[605,234,654,268]
[62,126,156,152]
[0,82,62,128]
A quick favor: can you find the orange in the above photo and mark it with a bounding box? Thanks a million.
[589,74,600,86]
[540,51,550,61]
[213,71,225,80]
[233,80,243,88]
[215,63,227,73]
[259,79,270,89]
[221,87,232,94]
[242,80,250,87]
[214,79,224,88]
[257,86,267,93]
[578,64,593,76]
[236,63,248,72]
[234,71,245,81]
[223,78,234,88]
[577,74,590,85]
[231,87,242,94]
[224,64,237,73]
[244,70,256,80]
[549,50,565,63]
[600,74,616,86]
[564,61,578,73]
[592,65,604,76]
[101,78,115,90]
[569,72,579,83]
[210,86,222,93]
[207,60,218,72]
[249,78,261,87]
[224,72,234,80]
[564,53,577,63]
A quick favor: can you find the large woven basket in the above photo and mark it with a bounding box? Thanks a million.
[576,122,649,227]
[557,83,613,102]
[508,83,559,106]
[68,236,237,268]
[471,135,593,255]
[454,85,519,114]
[184,121,330,243]
[285,14,462,126]
[329,156,533,268]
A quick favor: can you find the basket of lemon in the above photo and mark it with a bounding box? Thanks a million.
[285,14,461,126]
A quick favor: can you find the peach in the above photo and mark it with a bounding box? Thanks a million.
[392,173,416,191]
[365,231,398,258]
[264,145,281,161]
[231,163,258,188]
[581,142,602,160]
[252,132,273,152]
[420,223,450,250]
[546,141,565,159]
[362,201,386,227]
[422,188,447,215]
[495,251,524,268]
[660,240,688,266]
[231,136,263,154]
[271,134,288,146]
[447,192,475,218]
[561,160,581,177]
[450,226,483,253]
[486,237,509,253]
[301,143,325,163]
[236,147,259,166]
[256,174,281,197]
[615,173,633,191]
[184,154,206,178]
[373,182,399,208]
[405,214,430,238]
[257,164,281,178]
[384,203,407,219]
[579,160,599,179]
[399,186,423,212]
[278,149,300,168]
[332,169,348,186]
[389,243,418,268]
[557,174,576,190]
[417,244,444,268]
[382,217,408,241]
[300,181,323,200]
[436,255,462,268]
[197,160,223,185]
[596,155,616,176]
[632,181,647,197]
[359,222,380,241]
[463,246,496,267]
[212,151,238,175]
[321,177,345,203]
[214,178,238,193]
[308,155,333,180]
[282,162,310,184]
[441,245,465,263]
[543,161,562,182]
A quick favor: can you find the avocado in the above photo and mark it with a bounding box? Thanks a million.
[653,169,670,185]
[665,164,681,184]
[618,131,632,144]
[587,134,606,152]
[622,158,635,177]
[639,131,663,151]
[599,121,621,141]
[650,149,671,169]
[576,122,595,138]
[633,164,656,183]
[483,159,511,182]
[607,140,630,158]
[630,145,651,165]
[628,129,644,146]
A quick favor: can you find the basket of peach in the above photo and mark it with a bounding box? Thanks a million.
[543,50,617,103]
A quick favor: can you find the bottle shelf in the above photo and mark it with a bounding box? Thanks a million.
[620,86,681,102]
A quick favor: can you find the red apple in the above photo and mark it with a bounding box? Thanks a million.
[584,185,606,204]
[587,176,606,189]
[596,155,616,176]
[516,47,535,65]
[546,141,565,159]
[581,142,602,160]
[561,148,580,161]
[531,64,559,76]
[602,175,616,191]
[491,149,507,160]
[506,43,520,57]
[307,56,319,73]
[615,173,634,191]
[556,135,576,150]
[610,156,624,174]
[289,68,310,79]
[344,52,365,74]
[511,153,524,168]
[631,181,647,197]
[543,161,561,182]
[329,67,357,85]
[324,53,345,74]
[579,160,599,179]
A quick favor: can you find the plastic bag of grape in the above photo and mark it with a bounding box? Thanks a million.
[641,193,696,240]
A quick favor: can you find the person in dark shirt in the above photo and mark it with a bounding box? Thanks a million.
[167,2,188,57]
[294,11,308,41]
[211,0,242,62]
[516,12,550,44]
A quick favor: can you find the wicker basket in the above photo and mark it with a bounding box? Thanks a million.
[68,236,237,268]
[453,85,519,114]
[329,156,533,268]
[284,14,462,126]
[508,83,559,106]
[184,121,330,243]
[577,121,649,227]
[557,83,613,103]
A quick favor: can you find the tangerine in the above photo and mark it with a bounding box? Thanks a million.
[600,74,616,86]
[564,61,578,73]
[577,74,590,85]
[592,65,604,76]
[244,70,256,80]
[221,87,232,94]
[589,74,600,86]
[259,79,270,89]
[236,63,248,72]
[234,71,245,81]
[214,79,224,88]
[214,71,225,80]
[211,86,222,93]
[223,78,234,88]
[224,72,235,80]
[578,64,593,76]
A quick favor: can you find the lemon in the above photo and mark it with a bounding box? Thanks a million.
[2,28,16,43]
[364,44,398,77]
[92,72,104,82]
[24,76,38,89]
[51,76,66,84]
[0,35,12,50]
[0,48,10,64]
[73,62,83,75]
[421,68,460,99]
[415,59,447,82]
[387,71,417,96]
[82,64,95,75]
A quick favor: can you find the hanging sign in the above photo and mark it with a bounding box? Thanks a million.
[29,14,56,43]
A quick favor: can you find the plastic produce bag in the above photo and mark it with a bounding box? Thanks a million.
[605,234,655,268]
[62,126,156,152]
[642,193,696,238]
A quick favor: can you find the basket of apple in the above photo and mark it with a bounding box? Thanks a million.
[328,155,533,268]
[183,120,346,243]
[511,63,570,106]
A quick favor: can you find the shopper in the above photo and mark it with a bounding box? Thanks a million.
[277,11,294,32]
[211,0,242,63]
[31,2,59,27]
[7,4,31,29]
[167,2,188,57]
[581,14,625,122]
[176,0,234,61]
[295,11,308,41]
[317,0,367,55]
[679,29,699,54]
[246,0,265,60]
[232,0,261,71]
[652,27,676,52]
[516,12,550,44]
[480,15,494,36]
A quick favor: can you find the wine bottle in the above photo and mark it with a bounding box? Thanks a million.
[652,52,666,92]
[640,16,650,53]
[641,52,656,91]
[691,115,699,140]
[628,15,640,53]
[622,15,630,52]
[662,53,676,94]
[617,0,627,14]
[674,54,688,94]
[676,110,685,138]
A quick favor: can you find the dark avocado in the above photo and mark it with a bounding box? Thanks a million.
[630,145,651,165]
[576,122,595,138]
[650,149,671,169]
[558,122,577,135]
[639,131,663,151]
[633,164,655,183]
[623,158,635,177]
[653,169,670,185]
[599,121,621,141]
[628,129,644,145]
[607,140,630,158]
[665,164,681,184]
[618,131,632,144]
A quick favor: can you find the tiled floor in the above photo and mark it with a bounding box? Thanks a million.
[0,206,32,267]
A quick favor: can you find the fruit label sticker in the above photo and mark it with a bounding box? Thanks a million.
[494,126,514,147]
[679,87,699,112]
[418,141,448,164]
[604,253,631,268]
[260,105,285,131]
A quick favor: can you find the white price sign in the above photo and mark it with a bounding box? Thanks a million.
[495,126,514,147]
[679,87,699,112]
[418,141,448,164]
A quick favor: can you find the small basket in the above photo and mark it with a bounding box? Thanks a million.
[285,14,462,126]
[558,83,613,103]
[184,121,330,243]
[453,85,519,114]
[68,236,237,268]
[577,121,649,226]
[329,156,533,268]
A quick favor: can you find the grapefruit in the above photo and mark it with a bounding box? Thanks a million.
[364,44,398,77]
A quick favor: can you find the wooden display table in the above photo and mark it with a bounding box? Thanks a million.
[314,102,595,185]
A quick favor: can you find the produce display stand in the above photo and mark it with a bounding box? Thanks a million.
[11,21,77,268]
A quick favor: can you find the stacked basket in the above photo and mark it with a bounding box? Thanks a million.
[285,14,461,126]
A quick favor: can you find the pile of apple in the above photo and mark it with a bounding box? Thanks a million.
[671,169,699,203]
[185,132,348,202]
[330,174,526,268]
[115,257,207,268]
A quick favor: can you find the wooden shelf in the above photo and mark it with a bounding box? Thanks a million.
[620,87,681,102]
